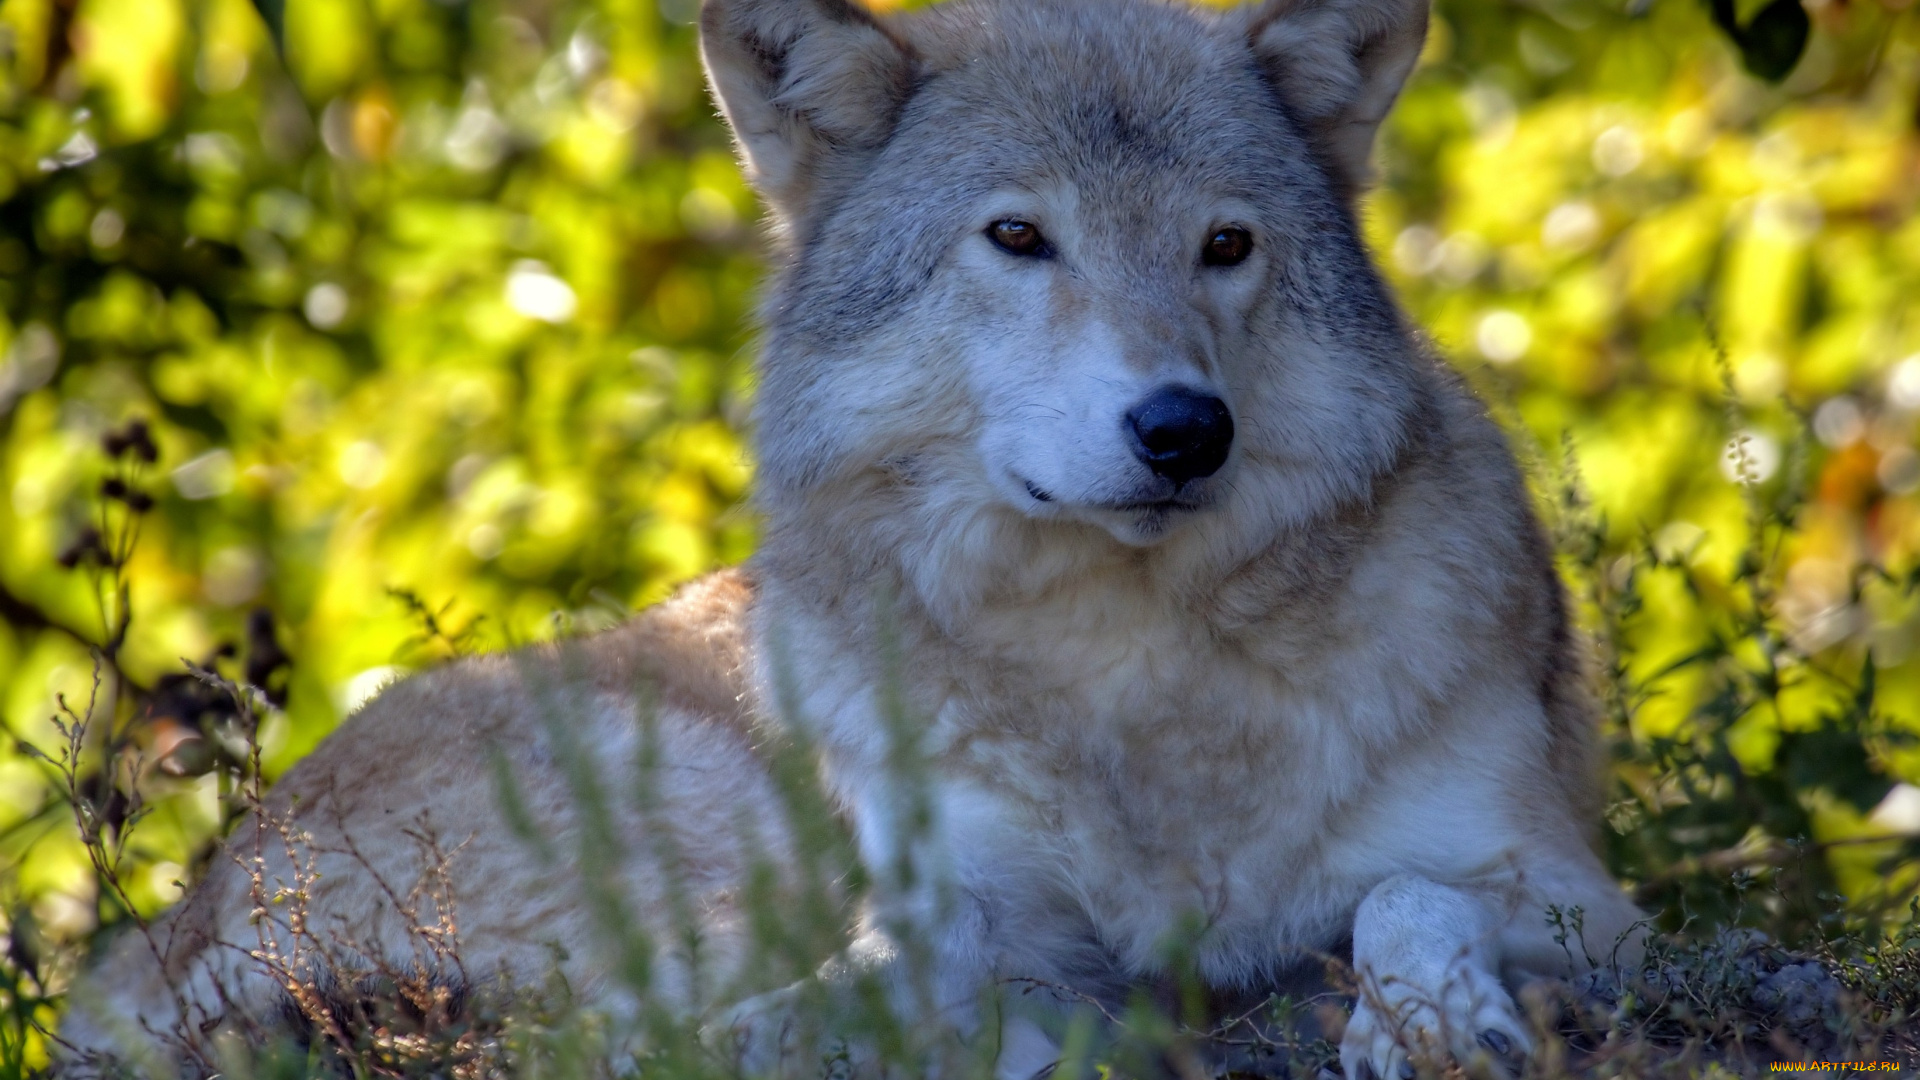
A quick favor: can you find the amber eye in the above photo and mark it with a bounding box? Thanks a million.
[1203,227,1253,267]
[988,219,1050,258]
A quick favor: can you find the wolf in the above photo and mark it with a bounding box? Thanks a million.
[62,0,1646,1076]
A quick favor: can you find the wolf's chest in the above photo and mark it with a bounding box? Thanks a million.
[943,686,1380,966]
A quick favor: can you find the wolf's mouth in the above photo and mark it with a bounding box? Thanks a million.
[1014,475,1208,517]
[1104,499,1204,514]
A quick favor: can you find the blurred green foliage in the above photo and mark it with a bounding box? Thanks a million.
[1366,0,1920,926]
[0,0,761,970]
[0,0,1915,1068]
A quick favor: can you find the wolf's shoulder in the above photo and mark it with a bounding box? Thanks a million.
[579,566,759,722]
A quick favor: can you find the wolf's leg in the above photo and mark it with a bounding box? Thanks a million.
[714,966,1058,1080]
[710,920,1004,1077]
[1494,856,1648,979]
[1340,864,1643,1080]
[993,1014,1062,1080]
[1339,875,1528,1080]
[712,866,1067,1079]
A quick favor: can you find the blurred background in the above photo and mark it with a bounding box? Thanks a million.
[0,0,1916,1061]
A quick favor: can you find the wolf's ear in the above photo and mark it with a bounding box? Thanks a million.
[1247,0,1429,196]
[700,0,915,218]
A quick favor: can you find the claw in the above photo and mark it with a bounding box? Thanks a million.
[1475,1028,1527,1076]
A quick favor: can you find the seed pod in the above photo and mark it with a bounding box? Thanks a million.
[127,419,158,463]
[57,527,105,568]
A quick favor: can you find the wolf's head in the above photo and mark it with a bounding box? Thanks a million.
[704,0,1433,553]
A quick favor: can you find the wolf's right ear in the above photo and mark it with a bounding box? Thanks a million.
[1247,0,1429,198]
[700,0,915,219]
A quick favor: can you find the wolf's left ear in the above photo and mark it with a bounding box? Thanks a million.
[1247,0,1429,196]
[701,0,915,219]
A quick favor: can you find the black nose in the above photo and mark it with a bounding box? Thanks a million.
[1125,387,1234,484]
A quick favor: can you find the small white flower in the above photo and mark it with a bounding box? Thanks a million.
[1392,225,1442,276]
[1475,310,1532,364]
[173,449,236,500]
[506,261,578,324]
[89,209,125,249]
[1591,125,1643,177]
[1878,447,1920,494]
[1812,397,1864,448]
[338,440,387,489]
[1887,355,1920,411]
[1541,201,1600,252]
[1721,429,1780,484]
[304,282,349,329]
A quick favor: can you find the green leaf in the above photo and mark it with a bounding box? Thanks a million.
[1738,0,1813,81]
[248,0,287,56]
[1706,0,1811,83]
[1780,726,1893,814]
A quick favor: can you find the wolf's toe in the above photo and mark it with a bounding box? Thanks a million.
[1339,1000,1425,1080]
[1475,1025,1529,1076]
[1342,962,1530,1080]
[1461,1000,1530,1077]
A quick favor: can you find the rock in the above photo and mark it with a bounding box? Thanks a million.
[1752,961,1842,1039]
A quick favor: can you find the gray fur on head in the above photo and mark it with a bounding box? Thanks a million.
[703,0,1434,571]
[699,0,917,220]
[701,0,1426,217]
[1245,0,1430,195]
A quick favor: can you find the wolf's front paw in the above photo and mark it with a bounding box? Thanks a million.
[706,984,806,1075]
[1338,962,1529,1080]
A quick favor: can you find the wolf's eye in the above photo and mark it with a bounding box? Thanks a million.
[988,220,1050,258]
[1203,227,1253,267]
